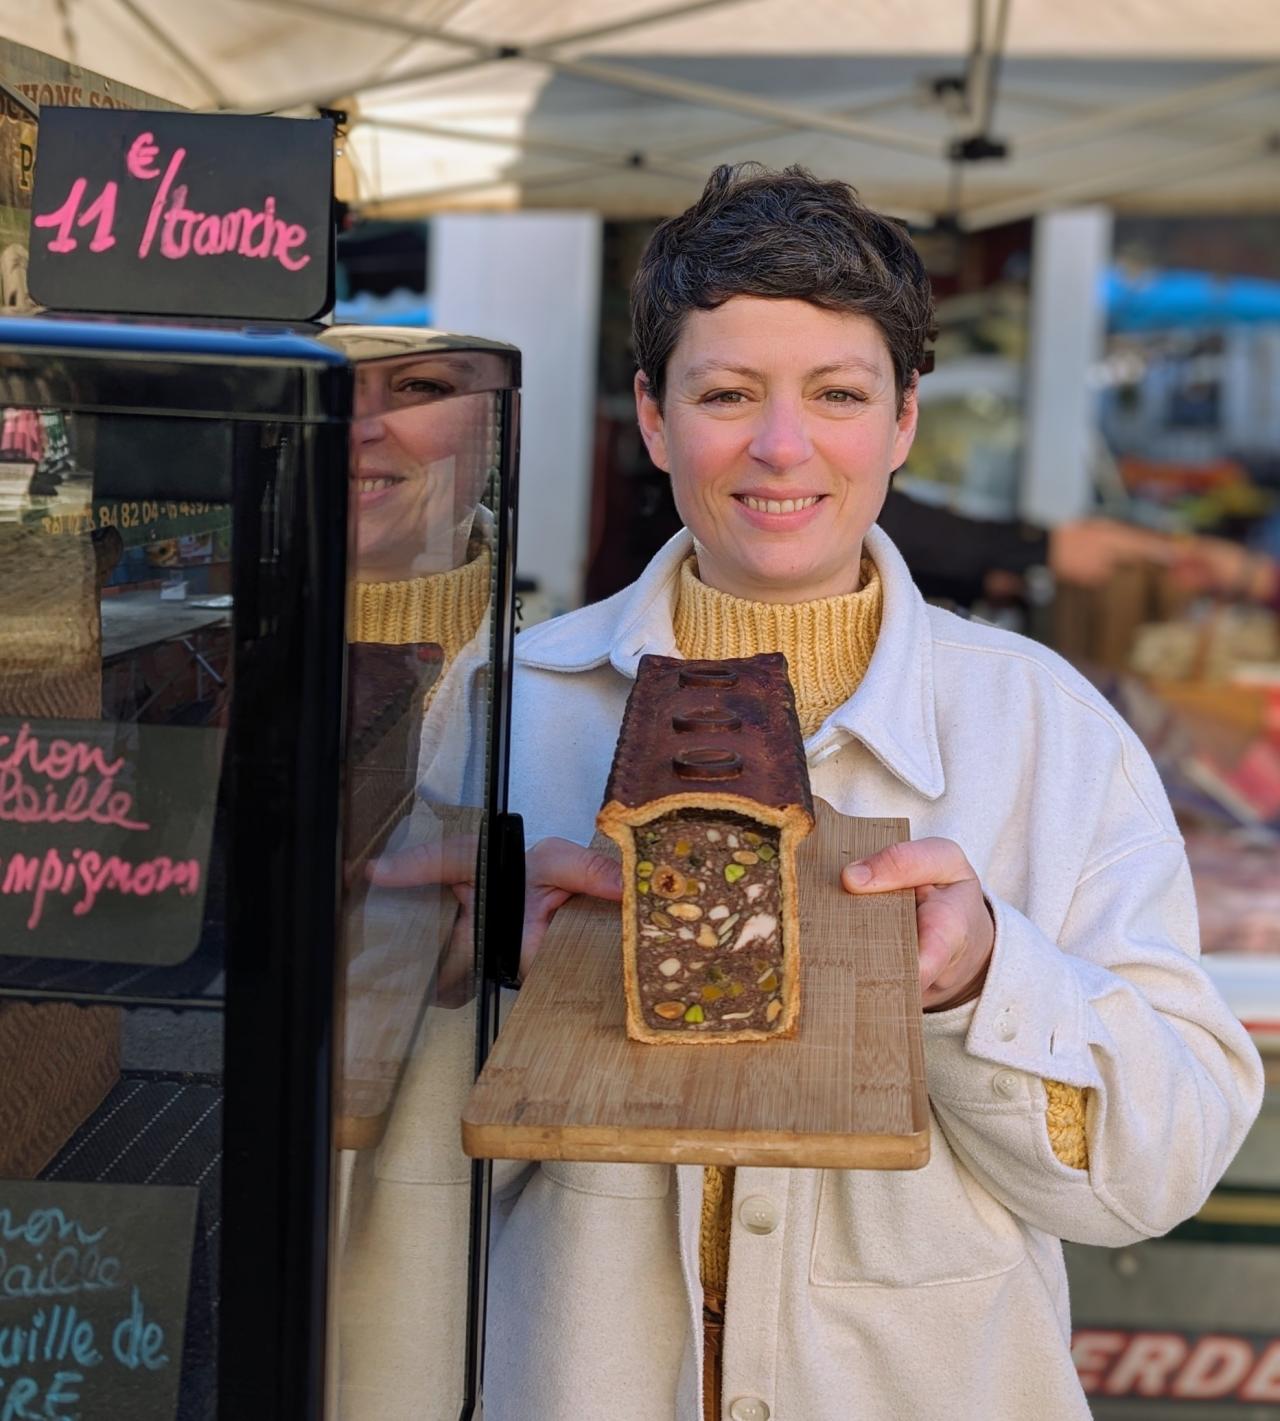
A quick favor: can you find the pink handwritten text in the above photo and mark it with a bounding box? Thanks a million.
[0,724,147,832]
[1,848,200,930]
[32,131,311,273]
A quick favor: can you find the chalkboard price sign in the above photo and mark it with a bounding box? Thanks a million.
[0,1180,197,1421]
[0,718,220,964]
[28,108,334,320]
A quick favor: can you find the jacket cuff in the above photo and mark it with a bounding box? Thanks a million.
[922,893,1103,1098]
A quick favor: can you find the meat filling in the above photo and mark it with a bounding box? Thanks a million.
[633,810,784,1033]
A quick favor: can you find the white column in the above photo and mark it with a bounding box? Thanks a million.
[431,212,602,613]
[1019,207,1112,527]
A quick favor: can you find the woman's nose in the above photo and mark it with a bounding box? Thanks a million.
[747,398,812,471]
[353,411,386,443]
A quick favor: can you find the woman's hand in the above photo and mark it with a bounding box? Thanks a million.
[521,838,623,983]
[366,833,479,1006]
[842,837,994,1011]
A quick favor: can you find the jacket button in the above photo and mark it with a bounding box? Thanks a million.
[729,1399,770,1421]
[738,1195,779,1235]
[993,1069,1021,1099]
[994,1008,1018,1042]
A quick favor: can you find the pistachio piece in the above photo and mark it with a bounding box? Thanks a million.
[650,910,674,929]
[673,840,691,858]
[757,844,776,861]
[637,879,651,894]
[766,998,783,1023]
[743,831,763,845]
[726,981,746,998]
[683,879,703,896]
[732,850,760,865]
[683,1004,705,1023]
[708,905,730,921]
[756,969,779,992]
[696,925,718,949]
[701,984,724,1003]
[707,965,728,983]
[658,958,682,977]
[667,902,704,920]
[654,1001,685,1020]
[651,865,687,899]
[637,860,654,876]
[724,863,747,884]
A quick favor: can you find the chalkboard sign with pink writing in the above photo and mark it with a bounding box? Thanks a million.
[27,108,334,320]
[0,718,219,964]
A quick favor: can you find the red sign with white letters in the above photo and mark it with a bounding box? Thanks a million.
[1074,1328,1280,1404]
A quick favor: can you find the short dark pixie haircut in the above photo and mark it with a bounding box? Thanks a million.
[631,163,935,414]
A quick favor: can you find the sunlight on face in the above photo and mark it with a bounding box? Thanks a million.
[349,352,507,581]
[636,297,918,603]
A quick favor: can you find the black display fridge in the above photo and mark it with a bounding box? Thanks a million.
[0,314,522,1421]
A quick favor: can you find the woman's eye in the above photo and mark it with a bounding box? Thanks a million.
[820,389,865,404]
[398,379,452,397]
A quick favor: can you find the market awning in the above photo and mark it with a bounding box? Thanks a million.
[3,0,1280,227]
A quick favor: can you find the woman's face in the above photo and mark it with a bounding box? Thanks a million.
[350,352,506,580]
[636,297,918,602]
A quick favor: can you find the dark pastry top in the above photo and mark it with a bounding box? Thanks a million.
[344,642,442,861]
[602,652,814,817]
[347,641,442,766]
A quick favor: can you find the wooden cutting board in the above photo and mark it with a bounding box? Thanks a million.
[461,800,929,1169]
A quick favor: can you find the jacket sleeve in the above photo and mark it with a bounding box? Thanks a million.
[923,836,1264,1248]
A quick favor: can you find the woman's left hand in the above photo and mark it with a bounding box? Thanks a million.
[841,838,995,1011]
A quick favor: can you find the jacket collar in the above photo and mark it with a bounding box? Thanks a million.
[518,525,944,800]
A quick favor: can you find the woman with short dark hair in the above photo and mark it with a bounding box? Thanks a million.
[492,164,1262,1421]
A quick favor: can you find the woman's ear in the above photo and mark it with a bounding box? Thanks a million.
[891,374,920,470]
[634,370,670,473]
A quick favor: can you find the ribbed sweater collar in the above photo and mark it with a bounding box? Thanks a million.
[672,554,883,737]
[349,548,490,658]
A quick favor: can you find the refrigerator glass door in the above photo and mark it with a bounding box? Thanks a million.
[328,339,519,1421]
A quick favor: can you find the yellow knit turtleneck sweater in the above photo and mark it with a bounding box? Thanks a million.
[674,555,882,737]
[350,547,491,661]
[673,551,1088,1397]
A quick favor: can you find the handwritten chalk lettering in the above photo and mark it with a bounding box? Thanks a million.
[0,1371,85,1421]
[33,130,312,272]
[0,1210,106,1249]
[0,1305,102,1369]
[0,1243,121,1301]
[0,724,125,782]
[111,1288,167,1372]
[0,849,201,931]
[0,771,149,832]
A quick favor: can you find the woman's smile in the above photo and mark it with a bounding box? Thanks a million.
[732,491,828,528]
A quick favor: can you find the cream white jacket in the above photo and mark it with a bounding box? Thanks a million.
[485,525,1263,1421]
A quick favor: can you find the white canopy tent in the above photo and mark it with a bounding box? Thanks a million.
[1,0,1278,228]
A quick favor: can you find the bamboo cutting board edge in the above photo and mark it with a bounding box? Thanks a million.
[460,1120,930,1170]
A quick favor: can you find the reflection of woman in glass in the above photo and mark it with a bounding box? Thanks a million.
[343,341,505,795]
[322,329,509,1421]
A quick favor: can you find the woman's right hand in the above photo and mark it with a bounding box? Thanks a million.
[521,838,622,983]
